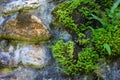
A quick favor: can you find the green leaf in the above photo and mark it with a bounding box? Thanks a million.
[115,12,120,18]
[110,0,120,14]
[91,14,106,27]
[89,26,95,35]
[103,43,112,55]
[89,27,100,40]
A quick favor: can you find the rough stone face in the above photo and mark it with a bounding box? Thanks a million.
[0,67,37,80]
[0,51,11,67]
[0,44,51,69]
[2,0,40,15]
[0,12,51,42]
[95,58,120,80]
[0,16,4,27]
[14,45,51,68]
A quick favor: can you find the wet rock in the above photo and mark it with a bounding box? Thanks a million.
[0,12,51,42]
[2,0,40,16]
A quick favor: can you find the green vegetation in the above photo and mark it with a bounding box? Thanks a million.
[95,0,114,10]
[52,0,100,34]
[52,40,75,75]
[52,0,120,76]
[52,40,98,75]
[91,26,120,57]
[91,0,120,57]
[52,0,81,35]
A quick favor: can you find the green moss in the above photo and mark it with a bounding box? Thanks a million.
[52,40,75,75]
[52,0,81,35]
[91,0,120,57]
[52,40,99,75]
[95,0,114,10]
[77,48,99,74]
[92,26,120,57]
[52,0,101,35]
[52,0,120,76]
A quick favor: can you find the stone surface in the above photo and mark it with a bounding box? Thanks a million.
[0,16,4,27]
[0,67,37,80]
[2,0,40,15]
[14,45,51,68]
[0,51,11,67]
[0,12,51,42]
[0,44,51,68]
[95,58,120,80]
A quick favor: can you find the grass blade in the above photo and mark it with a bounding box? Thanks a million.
[103,43,112,55]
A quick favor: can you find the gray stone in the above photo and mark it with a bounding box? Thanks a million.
[2,0,41,16]
[0,44,51,69]
[95,58,120,80]
[0,51,11,67]
[0,67,37,80]
[13,45,51,68]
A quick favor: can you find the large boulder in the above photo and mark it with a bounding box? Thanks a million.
[0,12,51,42]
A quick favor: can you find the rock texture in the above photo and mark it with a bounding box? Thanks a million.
[0,51,11,67]
[0,12,51,42]
[0,44,51,69]
[0,67,37,80]
[95,59,120,80]
[14,45,51,68]
[2,0,40,15]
